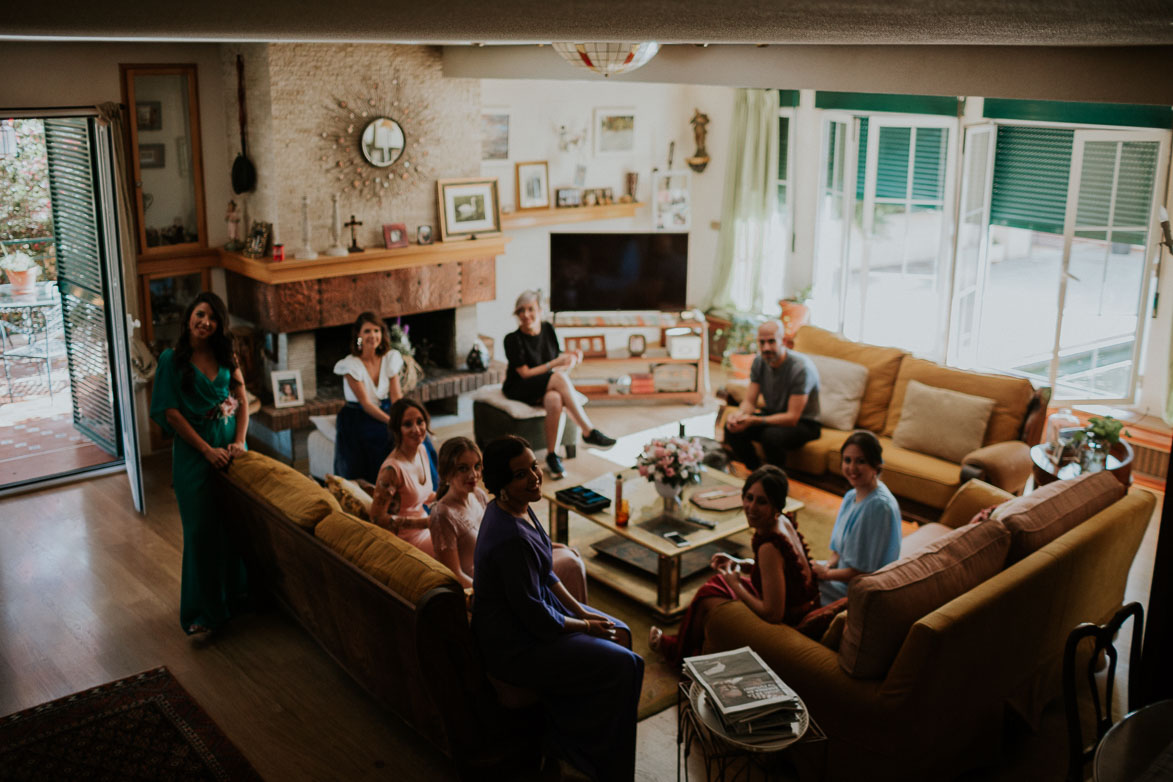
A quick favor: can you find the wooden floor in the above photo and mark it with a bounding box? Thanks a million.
[0,396,1164,782]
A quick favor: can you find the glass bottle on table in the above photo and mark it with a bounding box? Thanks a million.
[615,473,629,527]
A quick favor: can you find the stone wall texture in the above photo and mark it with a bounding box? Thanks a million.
[266,43,481,252]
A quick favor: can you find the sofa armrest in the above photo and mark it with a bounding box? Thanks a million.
[937,479,1016,529]
[960,440,1033,495]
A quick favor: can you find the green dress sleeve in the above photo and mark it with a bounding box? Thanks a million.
[150,349,181,436]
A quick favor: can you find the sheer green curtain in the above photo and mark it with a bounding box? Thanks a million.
[708,88,782,314]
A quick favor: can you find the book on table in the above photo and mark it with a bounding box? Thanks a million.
[683,646,803,739]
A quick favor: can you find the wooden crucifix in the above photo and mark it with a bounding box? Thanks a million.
[344,214,364,253]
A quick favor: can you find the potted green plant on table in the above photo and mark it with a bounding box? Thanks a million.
[711,311,765,379]
[1071,416,1130,473]
[1,248,40,295]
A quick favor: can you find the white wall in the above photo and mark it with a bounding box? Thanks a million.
[476,78,734,353]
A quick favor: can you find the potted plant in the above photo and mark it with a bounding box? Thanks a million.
[1071,415,1130,473]
[780,285,812,346]
[1,248,40,294]
[712,312,764,379]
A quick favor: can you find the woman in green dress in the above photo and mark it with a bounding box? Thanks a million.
[150,292,250,636]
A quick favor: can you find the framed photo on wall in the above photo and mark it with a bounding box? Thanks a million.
[139,143,165,169]
[515,161,550,211]
[437,178,502,242]
[653,170,692,231]
[556,188,582,208]
[593,107,637,156]
[136,101,162,131]
[481,109,511,162]
[271,369,304,408]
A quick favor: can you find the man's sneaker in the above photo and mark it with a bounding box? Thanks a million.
[583,428,617,447]
[545,452,565,479]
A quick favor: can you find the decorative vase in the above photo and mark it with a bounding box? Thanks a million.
[1081,438,1110,473]
[5,266,38,295]
[728,352,755,380]
[654,477,684,517]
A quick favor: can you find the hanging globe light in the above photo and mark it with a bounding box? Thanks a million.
[551,42,660,77]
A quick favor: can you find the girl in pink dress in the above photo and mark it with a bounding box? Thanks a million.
[371,398,435,556]
[430,436,588,600]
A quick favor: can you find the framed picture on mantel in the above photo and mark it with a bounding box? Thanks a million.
[437,178,502,242]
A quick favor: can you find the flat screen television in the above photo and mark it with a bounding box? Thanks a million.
[550,232,688,312]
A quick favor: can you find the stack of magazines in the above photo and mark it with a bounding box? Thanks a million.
[682,646,805,745]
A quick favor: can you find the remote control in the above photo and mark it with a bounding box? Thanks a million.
[684,515,717,529]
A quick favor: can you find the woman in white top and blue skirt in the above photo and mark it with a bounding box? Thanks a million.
[333,312,404,483]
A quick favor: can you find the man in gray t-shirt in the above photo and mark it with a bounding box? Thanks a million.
[724,320,821,470]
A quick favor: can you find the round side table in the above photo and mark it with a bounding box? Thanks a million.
[1030,440,1133,488]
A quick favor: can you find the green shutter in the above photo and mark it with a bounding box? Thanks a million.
[990,126,1074,235]
[778,116,790,182]
[856,118,868,200]
[984,98,1172,130]
[778,90,800,108]
[43,117,120,456]
[912,127,947,201]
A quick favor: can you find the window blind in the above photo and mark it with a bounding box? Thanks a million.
[989,126,1074,235]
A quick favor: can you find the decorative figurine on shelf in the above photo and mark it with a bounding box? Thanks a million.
[225,200,243,251]
[294,194,317,260]
[686,109,710,173]
[345,214,364,253]
[325,194,349,257]
[466,339,489,372]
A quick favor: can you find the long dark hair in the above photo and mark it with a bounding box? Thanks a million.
[350,311,390,357]
[435,436,481,501]
[482,435,531,496]
[387,397,431,447]
[174,292,239,392]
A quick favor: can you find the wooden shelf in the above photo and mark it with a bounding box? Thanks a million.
[581,390,704,404]
[501,202,643,230]
[217,236,510,285]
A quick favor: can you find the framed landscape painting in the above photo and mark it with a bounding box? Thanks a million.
[593,108,637,156]
[481,110,511,161]
[437,178,502,242]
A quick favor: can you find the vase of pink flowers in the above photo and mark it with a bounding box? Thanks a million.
[636,435,705,517]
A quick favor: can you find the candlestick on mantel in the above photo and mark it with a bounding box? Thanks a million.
[325,194,349,257]
[294,195,318,259]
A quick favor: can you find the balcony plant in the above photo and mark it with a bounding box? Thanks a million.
[0,248,40,294]
[780,284,812,345]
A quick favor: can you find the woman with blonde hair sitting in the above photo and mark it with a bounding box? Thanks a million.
[502,289,615,479]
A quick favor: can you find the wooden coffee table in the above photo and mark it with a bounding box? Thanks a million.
[544,467,803,621]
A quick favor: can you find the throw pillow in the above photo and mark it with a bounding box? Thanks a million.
[891,380,996,463]
[839,519,1011,679]
[326,473,373,521]
[309,414,337,443]
[991,470,1125,563]
[808,353,869,430]
[821,611,848,651]
[795,596,848,640]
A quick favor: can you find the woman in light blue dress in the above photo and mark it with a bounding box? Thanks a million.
[150,292,250,635]
[812,430,902,604]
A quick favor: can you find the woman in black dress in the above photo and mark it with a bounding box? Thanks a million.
[503,290,615,478]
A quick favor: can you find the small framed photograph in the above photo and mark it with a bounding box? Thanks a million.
[136,101,162,131]
[242,220,273,259]
[583,190,598,207]
[417,224,434,245]
[437,178,502,242]
[383,222,409,248]
[628,334,647,357]
[593,107,637,156]
[515,161,550,211]
[555,188,581,208]
[139,143,165,169]
[481,109,511,161]
[271,369,304,408]
[653,169,692,231]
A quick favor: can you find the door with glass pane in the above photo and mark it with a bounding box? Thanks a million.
[854,116,956,358]
[949,124,996,368]
[1051,130,1167,401]
[811,114,857,332]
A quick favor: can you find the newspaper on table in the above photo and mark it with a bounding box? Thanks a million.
[683,646,803,738]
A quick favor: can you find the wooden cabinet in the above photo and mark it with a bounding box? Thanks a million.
[120,63,208,260]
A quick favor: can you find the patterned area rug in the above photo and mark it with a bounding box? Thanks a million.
[0,667,261,781]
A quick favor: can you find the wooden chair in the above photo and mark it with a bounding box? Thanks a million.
[1062,601,1144,782]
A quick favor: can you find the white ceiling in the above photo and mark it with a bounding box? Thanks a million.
[2,0,1172,46]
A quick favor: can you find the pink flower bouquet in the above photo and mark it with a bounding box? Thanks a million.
[635,435,705,488]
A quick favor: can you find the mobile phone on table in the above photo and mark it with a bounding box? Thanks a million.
[663,531,689,547]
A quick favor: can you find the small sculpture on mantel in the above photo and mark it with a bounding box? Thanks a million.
[686,109,711,173]
[325,194,349,257]
[225,200,243,251]
[293,194,318,260]
[344,214,364,253]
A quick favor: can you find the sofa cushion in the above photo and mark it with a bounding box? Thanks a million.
[793,325,907,432]
[899,522,954,558]
[314,511,459,604]
[992,471,1126,563]
[228,450,340,531]
[937,479,1015,529]
[840,519,1012,679]
[808,353,869,430]
[326,473,373,521]
[883,358,1035,446]
[891,380,996,463]
[830,437,961,510]
[786,428,852,476]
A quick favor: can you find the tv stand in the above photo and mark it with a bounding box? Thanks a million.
[552,310,710,404]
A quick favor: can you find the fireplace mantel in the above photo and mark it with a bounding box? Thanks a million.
[218,236,510,285]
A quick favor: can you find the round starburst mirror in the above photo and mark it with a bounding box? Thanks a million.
[360,117,406,168]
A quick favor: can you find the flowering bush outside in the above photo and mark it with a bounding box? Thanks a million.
[636,436,705,488]
[1,119,56,279]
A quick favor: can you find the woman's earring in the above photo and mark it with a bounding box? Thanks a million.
[357,337,363,349]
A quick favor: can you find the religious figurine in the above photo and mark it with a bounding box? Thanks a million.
[225,200,243,251]
[686,109,711,173]
[345,214,364,253]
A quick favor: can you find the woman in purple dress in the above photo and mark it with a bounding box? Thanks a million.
[471,435,643,781]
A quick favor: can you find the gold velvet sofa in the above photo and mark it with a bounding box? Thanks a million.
[210,450,529,779]
[725,325,1050,522]
[702,476,1155,781]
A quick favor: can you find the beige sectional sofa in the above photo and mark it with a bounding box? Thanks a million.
[702,472,1154,781]
[726,325,1050,521]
